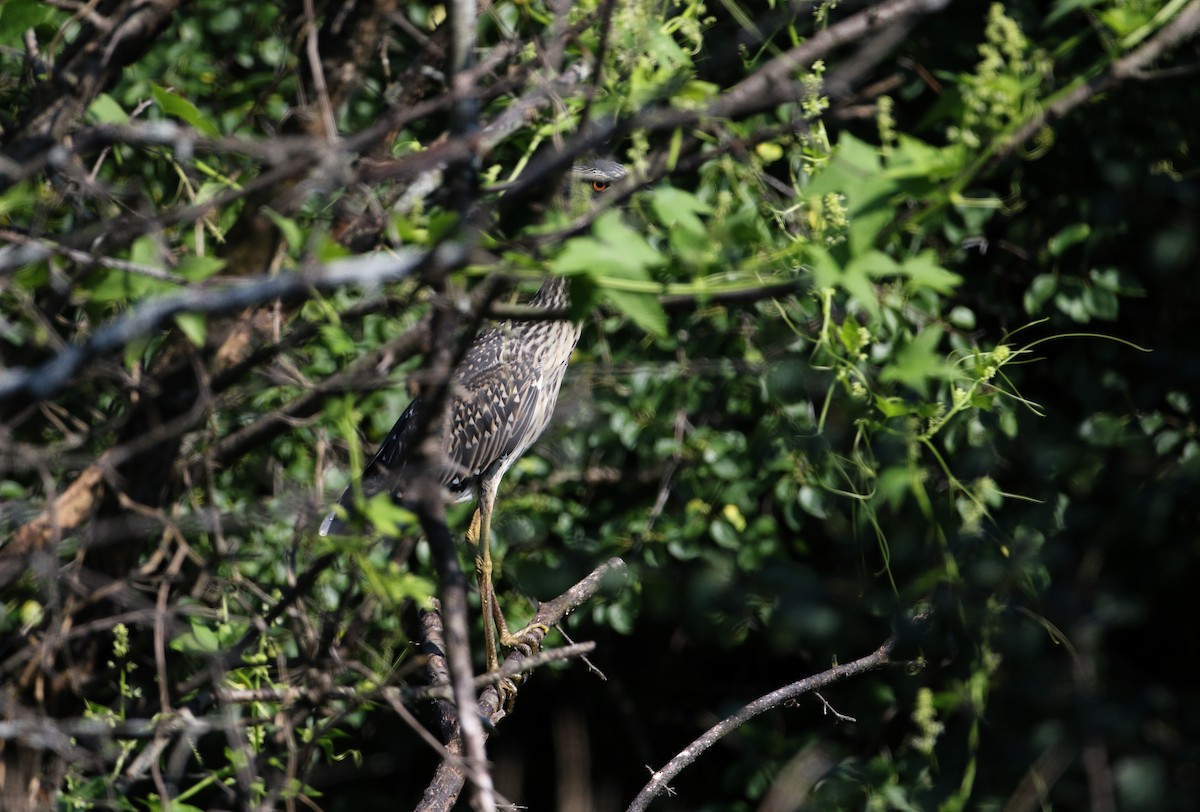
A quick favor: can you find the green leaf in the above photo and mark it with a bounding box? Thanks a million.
[805,133,894,253]
[130,235,162,269]
[1166,391,1190,414]
[552,211,667,336]
[1024,274,1057,314]
[1046,0,1104,27]
[554,212,663,281]
[880,327,960,395]
[1054,290,1091,322]
[88,93,129,125]
[853,250,902,279]
[174,313,207,347]
[650,186,710,236]
[265,209,304,252]
[85,239,175,303]
[362,493,417,538]
[840,256,881,320]
[171,621,221,654]
[602,287,668,338]
[175,256,225,281]
[886,135,968,181]
[875,396,912,418]
[150,83,220,137]
[839,318,864,354]
[0,0,57,45]
[1089,267,1145,297]
[673,79,719,107]
[755,142,784,163]
[798,485,828,519]
[1048,223,1090,256]
[0,181,36,218]
[1083,285,1119,320]
[804,244,842,291]
[899,251,962,295]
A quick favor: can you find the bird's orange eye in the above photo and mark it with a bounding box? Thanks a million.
[592,181,609,192]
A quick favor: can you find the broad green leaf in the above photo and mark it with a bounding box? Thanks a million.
[174,313,206,347]
[949,306,976,329]
[0,181,36,218]
[362,493,417,538]
[875,396,912,418]
[1082,285,1118,320]
[650,186,710,235]
[0,0,57,45]
[592,210,665,273]
[853,250,902,279]
[175,256,225,281]
[805,133,894,253]
[319,323,355,357]
[804,244,842,290]
[880,327,960,395]
[150,83,220,137]
[840,257,881,320]
[673,79,719,107]
[1166,391,1190,414]
[85,238,174,303]
[1054,290,1090,322]
[88,93,129,125]
[839,318,864,354]
[129,235,162,269]
[602,287,668,338]
[553,211,665,284]
[886,135,968,181]
[265,209,304,252]
[899,251,962,295]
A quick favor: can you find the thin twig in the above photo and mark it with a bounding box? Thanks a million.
[626,617,925,812]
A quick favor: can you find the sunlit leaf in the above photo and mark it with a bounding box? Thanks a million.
[150,83,221,137]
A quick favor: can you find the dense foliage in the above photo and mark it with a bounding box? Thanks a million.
[2,0,1198,810]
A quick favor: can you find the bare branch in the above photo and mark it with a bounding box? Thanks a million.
[417,558,626,812]
[0,245,466,405]
[1000,0,1200,159]
[626,615,927,812]
[707,0,955,120]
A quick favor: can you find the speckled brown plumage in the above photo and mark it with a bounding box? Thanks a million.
[319,278,579,535]
[320,160,625,536]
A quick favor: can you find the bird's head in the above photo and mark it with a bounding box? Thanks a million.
[560,158,627,214]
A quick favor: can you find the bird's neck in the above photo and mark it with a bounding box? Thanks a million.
[530,276,570,310]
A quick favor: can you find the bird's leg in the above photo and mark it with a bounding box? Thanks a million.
[475,488,549,655]
[467,492,501,675]
[471,480,548,715]
[487,512,549,655]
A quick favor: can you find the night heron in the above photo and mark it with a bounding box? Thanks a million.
[321,158,627,671]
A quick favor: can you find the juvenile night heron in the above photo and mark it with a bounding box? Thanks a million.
[321,158,627,671]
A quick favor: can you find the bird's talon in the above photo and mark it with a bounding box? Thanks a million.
[501,622,550,656]
[498,677,521,712]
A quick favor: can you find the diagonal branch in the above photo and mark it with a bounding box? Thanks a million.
[998,0,1200,161]
[626,613,929,812]
[416,557,627,812]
